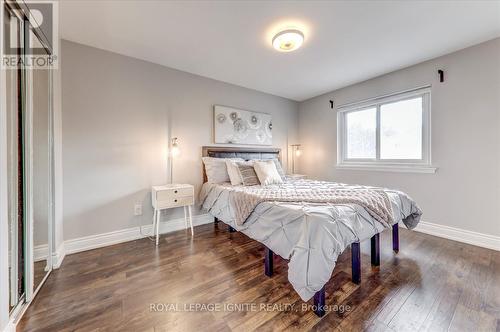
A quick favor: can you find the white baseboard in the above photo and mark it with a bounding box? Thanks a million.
[415,221,500,251]
[64,213,214,256]
[64,226,145,256]
[33,242,66,269]
[52,243,66,269]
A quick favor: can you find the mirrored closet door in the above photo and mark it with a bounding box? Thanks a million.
[4,0,55,313]
[5,3,26,313]
[29,30,53,295]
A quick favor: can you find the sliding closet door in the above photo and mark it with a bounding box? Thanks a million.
[4,0,55,306]
[27,26,53,296]
[4,4,26,312]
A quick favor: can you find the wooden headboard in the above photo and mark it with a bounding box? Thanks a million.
[201,146,281,182]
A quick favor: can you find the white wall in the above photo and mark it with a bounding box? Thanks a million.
[298,38,500,237]
[61,40,299,241]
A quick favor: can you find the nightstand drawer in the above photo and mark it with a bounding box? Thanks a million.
[156,187,193,201]
[156,195,194,209]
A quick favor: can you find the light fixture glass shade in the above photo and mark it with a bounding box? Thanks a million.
[171,146,180,157]
[272,29,304,52]
[169,137,180,183]
[290,144,301,174]
[170,137,180,157]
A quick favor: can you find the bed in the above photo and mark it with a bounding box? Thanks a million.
[199,146,422,316]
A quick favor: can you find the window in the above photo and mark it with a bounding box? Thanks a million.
[337,86,435,173]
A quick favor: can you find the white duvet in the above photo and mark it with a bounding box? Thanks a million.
[200,179,422,301]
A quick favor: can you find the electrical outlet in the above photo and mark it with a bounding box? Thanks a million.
[134,203,142,216]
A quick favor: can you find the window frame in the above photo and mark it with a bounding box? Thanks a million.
[336,86,436,173]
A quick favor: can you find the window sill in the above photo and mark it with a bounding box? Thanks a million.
[336,164,437,174]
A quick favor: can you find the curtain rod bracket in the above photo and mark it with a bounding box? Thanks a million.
[438,69,444,82]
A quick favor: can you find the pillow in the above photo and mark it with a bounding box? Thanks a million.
[202,157,242,183]
[272,159,286,180]
[236,162,260,186]
[225,159,243,185]
[253,160,283,186]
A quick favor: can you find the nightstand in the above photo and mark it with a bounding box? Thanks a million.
[287,174,307,180]
[152,184,194,245]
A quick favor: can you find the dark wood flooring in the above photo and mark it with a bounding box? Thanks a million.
[18,223,500,331]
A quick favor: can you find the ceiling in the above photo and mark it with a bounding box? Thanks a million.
[60,1,500,101]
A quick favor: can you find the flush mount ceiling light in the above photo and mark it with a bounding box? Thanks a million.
[272,29,304,52]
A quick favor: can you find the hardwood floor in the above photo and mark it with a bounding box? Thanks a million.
[18,223,500,331]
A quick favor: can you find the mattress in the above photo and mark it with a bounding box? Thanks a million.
[200,179,422,301]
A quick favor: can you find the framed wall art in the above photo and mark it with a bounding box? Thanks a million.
[214,105,272,145]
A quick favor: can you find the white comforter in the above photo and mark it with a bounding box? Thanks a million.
[200,179,422,301]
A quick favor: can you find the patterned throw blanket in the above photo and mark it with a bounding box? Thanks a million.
[226,180,395,226]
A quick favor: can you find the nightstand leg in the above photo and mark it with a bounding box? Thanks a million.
[188,205,194,236]
[183,206,188,229]
[152,209,157,237]
[155,209,160,246]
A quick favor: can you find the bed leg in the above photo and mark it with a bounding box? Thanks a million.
[229,226,236,233]
[264,247,274,277]
[351,242,361,284]
[313,286,326,317]
[371,233,380,266]
[214,217,219,223]
[392,223,399,253]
